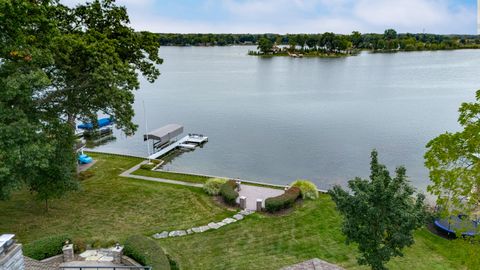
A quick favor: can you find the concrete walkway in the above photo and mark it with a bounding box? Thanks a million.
[120,162,286,210]
[119,161,203,188]
[237,184,284,210]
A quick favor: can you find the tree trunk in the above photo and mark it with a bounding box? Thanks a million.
[45,198,49,212]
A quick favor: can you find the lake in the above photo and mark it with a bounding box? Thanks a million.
[93,46,480,192]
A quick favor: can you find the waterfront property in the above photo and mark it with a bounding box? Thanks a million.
[1,153,479,269]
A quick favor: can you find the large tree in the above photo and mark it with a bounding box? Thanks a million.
[43,0,163,135]
[257,37,273,54]
[0,0,79,209]
[425,89,480,216]
[330,150,426,270]
[0,0,161,204]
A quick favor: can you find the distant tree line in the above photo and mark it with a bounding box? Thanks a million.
[157,29,480,54]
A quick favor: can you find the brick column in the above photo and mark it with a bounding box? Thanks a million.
[62,244,74,262]
[239,196,247,210]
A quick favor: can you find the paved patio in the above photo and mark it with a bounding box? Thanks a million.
[237,184,284,210]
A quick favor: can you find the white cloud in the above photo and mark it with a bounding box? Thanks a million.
[59,0,476,34]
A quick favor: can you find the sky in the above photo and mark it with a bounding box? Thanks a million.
[62,0,478,34]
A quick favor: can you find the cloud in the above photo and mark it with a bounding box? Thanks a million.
[59,0,476,34]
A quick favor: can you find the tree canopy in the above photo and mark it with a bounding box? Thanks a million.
[0,0,162,205]
[425,89,480,216]
[330,150,426,270]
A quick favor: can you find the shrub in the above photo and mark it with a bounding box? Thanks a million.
[140,163,156,170]
[203,178,227,195]
[291,179,319,200]
[23,234,70,260]
[265,187,301,212]
[124,235,170,270]
[77,170,94,181]
[220,180,238,205]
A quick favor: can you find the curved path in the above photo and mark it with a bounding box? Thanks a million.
[120,162,285,210]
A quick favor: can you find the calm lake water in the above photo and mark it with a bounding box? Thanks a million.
[94,46,480,192]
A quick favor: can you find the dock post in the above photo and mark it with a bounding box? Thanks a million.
[256,199,263,212]
[239,196,247,210]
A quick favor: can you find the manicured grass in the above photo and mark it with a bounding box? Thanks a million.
[132,167,285,190]
[0,153,233,244]
[157,196,478,270]
[1,152,478,269]
[132,169,211,184]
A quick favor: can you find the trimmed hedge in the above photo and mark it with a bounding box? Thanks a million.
[203,178,227,195]
[291,179,319,200]
[219,180,238,205]
[124,235,170,270]
[23,234,70,260]
[265,187,301,212]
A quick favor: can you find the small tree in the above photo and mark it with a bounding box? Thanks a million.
[329,150,426,270]
[257,37,273,54]
[425,89,480,216]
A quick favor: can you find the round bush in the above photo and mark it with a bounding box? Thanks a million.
[203,178,227,195]
[220,180,239,205]
[124,235,170,270]
[23,234,70,260]
[291,179,319,200]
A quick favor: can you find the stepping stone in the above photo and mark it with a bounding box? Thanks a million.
[240,209,255,216]
[153,231,169,239]
[216,221,227,227]
[222,218,236,224]
[186,229,193,235]
[169,230,186,237]
[208,222,221,229]
[233,214,244,220]
[192,226,210,233]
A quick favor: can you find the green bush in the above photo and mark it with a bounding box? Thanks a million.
[219,180,238,205]
[140,163,156,170]
[23,234,70,260]
[203,178,227,195]
[265,187,301,212]
[124,235,170,270]
[291,179,319,200]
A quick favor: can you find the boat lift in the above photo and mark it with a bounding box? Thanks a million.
[144,124,208,160]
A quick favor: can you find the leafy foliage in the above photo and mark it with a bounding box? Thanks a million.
[425,89,480,216]
[329,150,426,270]
[257,37,273,54]
[291,179,319,200]
[124,235,170,270]
[219,180,238,205]
[265,187,300,212]
[203,178,227,195]
[0,0,161,205]
[23,234,70,260]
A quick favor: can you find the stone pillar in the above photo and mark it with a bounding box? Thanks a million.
[0,234,24,270]
[111,244,123,264]
[236,180,241,191]
[62,244,74,262]
[239,196,247,210]
[256,199,263,212]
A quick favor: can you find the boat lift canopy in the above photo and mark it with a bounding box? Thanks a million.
[144,124,184,143]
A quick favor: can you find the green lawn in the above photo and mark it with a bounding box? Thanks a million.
[0,153,477,269]
[131,168,210,184]
[0,153,233,244]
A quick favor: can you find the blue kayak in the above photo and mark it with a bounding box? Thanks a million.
[77,117,113,130]
[78,154,93,164]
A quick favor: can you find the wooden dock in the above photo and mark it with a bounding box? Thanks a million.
[147,134,208,160]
